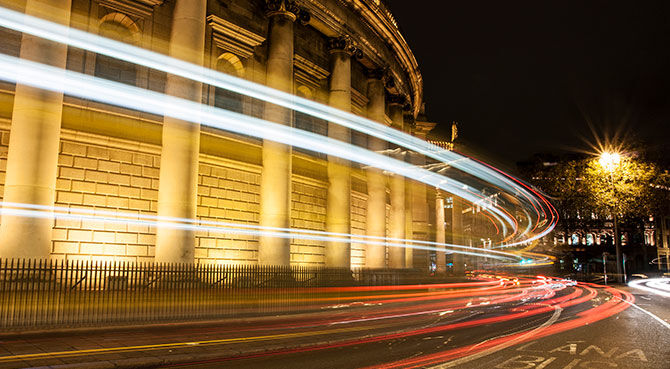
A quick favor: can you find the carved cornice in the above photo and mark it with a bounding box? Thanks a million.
[301,0,343,37]
[96,0,163,18]
[327,35,363,58]
[294,54,329,89]
[413,121,437,139]
[343,0,423,117]
[387,93,410,111]
[351,88,369,115]
[207,15,265,59]
[365,67,388,82]
[265,0,310,24]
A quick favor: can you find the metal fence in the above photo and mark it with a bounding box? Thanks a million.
[0,258,438,331]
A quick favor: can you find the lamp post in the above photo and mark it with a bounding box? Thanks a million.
[598,151,624,283]
[602,251,608,285]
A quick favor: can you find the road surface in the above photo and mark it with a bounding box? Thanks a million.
[0,275,667,368]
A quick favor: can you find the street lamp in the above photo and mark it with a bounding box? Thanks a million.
[598,151,624,283]
[598,152,621,172]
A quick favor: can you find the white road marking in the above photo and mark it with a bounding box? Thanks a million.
[426,304,563,369]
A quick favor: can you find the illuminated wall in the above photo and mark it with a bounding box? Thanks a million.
[0,110,385,266]
[0,0,432,267]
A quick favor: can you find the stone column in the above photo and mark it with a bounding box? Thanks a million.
[0,0,72,259]
[387,95,406,268]
[324,36,359,268]
[452,195,465,274]
[364,69,387,268]
[411,121,433,270]
[435,192,447,274]
[258,1,307,265]
[404,124,414,268]
[155,0,207,263]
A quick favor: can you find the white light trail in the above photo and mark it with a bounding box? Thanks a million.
[628,278,670,298]
[0,202,521,261]
[0,53,521,235]
[0,6,557,245]
[0,201,523,261]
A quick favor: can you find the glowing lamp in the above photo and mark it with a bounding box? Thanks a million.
[598,151,621,172]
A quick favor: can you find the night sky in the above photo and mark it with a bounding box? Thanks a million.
[385,1,670,169]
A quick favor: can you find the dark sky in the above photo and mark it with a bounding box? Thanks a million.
[385,1,670,169]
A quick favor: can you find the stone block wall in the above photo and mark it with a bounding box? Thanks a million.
[0,119,379,267]
[195,159,260,265]
[290,179,327,266]
[52,135,160,262]
[350,192,367,268]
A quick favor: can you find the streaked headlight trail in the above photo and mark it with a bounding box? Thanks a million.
[0,5,558,263]
[0,201,521,261]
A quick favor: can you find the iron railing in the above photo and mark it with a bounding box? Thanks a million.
[0,259,438,331]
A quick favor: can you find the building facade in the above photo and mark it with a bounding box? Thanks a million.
[0,0,462,270]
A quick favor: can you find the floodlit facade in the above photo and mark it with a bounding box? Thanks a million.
[0,0,463,270]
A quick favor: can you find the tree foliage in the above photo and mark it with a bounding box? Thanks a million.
[583,156,663,221]
[519,153,670,235]
[519,156,594,237]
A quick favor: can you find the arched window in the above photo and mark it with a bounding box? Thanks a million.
[294,85,314,132]
[214,53,245,113]
[293,85,326,158]
[94,13,140,86]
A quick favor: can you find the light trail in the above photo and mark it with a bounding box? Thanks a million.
[0,276,613,366]
[0,53,525,240]
[628,278,670,298]
[0,6,557,246]
[0,201,523,261]
[361,283,634,369]
[0,202,521,261]
[165,280,632,368]
[0,276,638,368]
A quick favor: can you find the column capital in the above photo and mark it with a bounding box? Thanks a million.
[387,93,410,109]
[265,0,310,24]
[327,35,363,58]
[365,67,389,82]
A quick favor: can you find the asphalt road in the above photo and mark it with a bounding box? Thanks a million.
[0,276,667,369]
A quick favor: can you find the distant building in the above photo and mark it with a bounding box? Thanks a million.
[518,154,665,274]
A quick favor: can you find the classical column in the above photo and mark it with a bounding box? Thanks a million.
[364,69,387,268]
[155,0,206,263]
[452,195,465,274]
[387,95,406,268]
[411,121,433,270]
[404,123,414,268]
[325,36,359,268]
[435,192,447,274]
[258,1,307,265]
[0,0,72,259]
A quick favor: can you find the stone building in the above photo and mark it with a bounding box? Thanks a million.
[0,0,460,270]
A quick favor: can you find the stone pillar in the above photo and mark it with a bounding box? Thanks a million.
[325,36,359,268]
[364,69,387,268]
[411,121,433,270]
[258,1,307,265]
[404,125,414,268]
[155,0,206,263]
[0,0,72,259]
[435,192,447,274]
[452,195,465,274]
[387,95,406,268]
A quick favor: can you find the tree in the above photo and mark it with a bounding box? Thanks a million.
[584,154,669,223]
[518,155,596,241]
[520,153,669,232]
